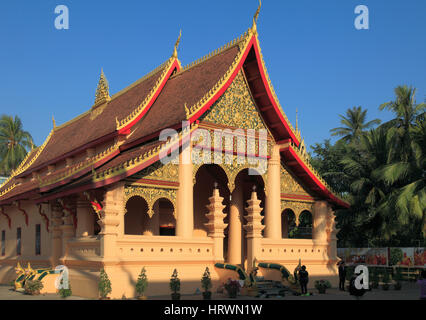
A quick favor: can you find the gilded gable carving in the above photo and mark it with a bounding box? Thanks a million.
[281,165,311,196]
[201,71,267,131]
[131,161,179,183]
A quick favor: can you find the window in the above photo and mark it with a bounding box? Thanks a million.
[16,228,21,256]
[35,224,41,255]
[1,230,5,256]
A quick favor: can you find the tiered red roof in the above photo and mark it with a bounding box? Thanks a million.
[0,27,349,209]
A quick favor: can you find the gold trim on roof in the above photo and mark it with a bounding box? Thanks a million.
[55,60,172,132]
[178,33,247,75]
[93,122,198,183]
[185,29,253,119]
[253,33,301,142]
[0,127,55,198]
[287,141,346,204]
[115,57,177,130]
[39,142,120,188]
[111,59,171,101]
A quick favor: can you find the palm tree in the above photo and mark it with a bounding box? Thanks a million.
[376,116,426,236]
[339,127,396,239]
[330,106,381,144]
[379,85,426,161]
[0,115,34,175]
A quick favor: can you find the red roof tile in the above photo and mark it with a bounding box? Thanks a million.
[126,46,240,145]
[25,66,167,172]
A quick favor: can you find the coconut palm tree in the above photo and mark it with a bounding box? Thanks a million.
[339,127,396,239]
[376,117,426,236]
[0,115,34,175]
[330,106,381,144]
[379,85,426,161]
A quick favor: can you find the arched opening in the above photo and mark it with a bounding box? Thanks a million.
[193,164,230,238]
[297,210,313,239]
[282,209,296,239]
[228,168,265,268]
[124,196,149,235]
[155,198,176,236]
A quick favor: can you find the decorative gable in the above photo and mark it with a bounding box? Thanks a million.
[200,71,268,131]
[281,164,314,197]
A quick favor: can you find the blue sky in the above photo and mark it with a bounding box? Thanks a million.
[0,0,425,150]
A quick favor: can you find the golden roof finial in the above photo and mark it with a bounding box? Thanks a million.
[252,0,262,34]
[93,68,111,108]
[52,115,56,129]
[172,29,182,58]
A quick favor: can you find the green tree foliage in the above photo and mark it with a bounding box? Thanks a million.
[0,115,34,176]
[135,267,148,297]
[311,88,425,247]
[98,268,112,299]
[330,106,381,144]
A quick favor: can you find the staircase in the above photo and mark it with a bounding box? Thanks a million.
[254,279,291,298]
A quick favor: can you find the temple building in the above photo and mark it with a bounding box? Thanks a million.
[0,10,349,298]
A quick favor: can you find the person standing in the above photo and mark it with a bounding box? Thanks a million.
[338,261,347,291]
[298,265,309,296]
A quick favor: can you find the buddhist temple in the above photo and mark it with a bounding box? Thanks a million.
[0,5,349,298]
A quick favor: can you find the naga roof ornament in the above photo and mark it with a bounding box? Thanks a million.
[172,29,182,59]
[252,0,261,34]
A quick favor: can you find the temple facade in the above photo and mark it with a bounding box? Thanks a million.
[0,16,349,298]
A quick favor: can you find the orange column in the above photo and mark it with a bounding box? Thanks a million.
[313,200,329,243]
[99,182,123,260]
[60,208,75,261]
[50,201,63,267]
[176,142,193,238]
[227,186,243,266]
[265,144,281,239]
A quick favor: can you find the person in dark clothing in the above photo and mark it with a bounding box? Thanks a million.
[298,265,309,295]
[338,261,346,291]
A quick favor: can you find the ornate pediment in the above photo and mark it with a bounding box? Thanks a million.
[200,71,268,131]
[130,161,179,183]
[281,165,312,196]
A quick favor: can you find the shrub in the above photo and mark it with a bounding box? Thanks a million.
[201,267,212,292]
[24,280,43,295]
[59,286,72,298]
[224,279,240,298]
[135,267,148,297]
[98,268,112,299]
[170,269,180,294]
[315,280,331,293]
